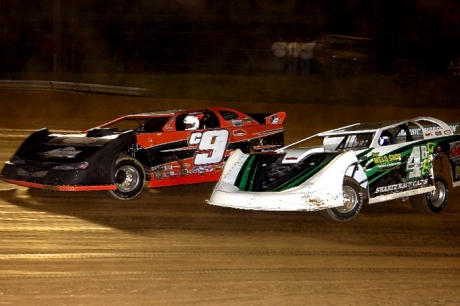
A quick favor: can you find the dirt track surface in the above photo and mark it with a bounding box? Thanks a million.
[1,90,460,305]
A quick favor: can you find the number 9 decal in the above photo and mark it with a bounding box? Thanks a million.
[189,130,230,165]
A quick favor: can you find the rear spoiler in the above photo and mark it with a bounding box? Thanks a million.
[265,112,286,125]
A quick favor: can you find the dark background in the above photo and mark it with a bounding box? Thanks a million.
[1,0,459,76]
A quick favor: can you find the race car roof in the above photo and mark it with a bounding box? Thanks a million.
[126,109,185,117]
[282,117,452,151]
[318,117,450,136]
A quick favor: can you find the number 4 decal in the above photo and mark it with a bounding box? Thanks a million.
[406,145,429,179]
[189,130,230,165]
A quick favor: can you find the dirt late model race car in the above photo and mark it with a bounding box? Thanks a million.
[207,117,460,222]
[0,107,285,200]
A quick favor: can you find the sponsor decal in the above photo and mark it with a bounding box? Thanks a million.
[17,168,29,177]
[253,128,283,136]
[375,178,429,194]
[449,141,460,162]
[455,165,460,180]
[233,129,247,137]
[368,152,402,171]
[378,162,401,170]
[189,167,208,174]
[62,137,97,144]
[372,152,401,164]
[30,171,48,178]
[231,119,243,127]
[165,171,181,177]
[398,125,456,137]
[406,143,436,179]
[42,147,82,158]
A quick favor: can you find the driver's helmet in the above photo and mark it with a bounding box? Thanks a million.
[378,130,392,146]
[184,115,200,130]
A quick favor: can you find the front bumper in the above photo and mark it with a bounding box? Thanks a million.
[0,162,115,191]
[206,182,345,212]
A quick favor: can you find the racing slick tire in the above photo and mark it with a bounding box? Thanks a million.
[105,154,145,200]
[410,174,449,214]
[318,176,363,222]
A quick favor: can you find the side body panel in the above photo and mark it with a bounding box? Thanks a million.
[207,134,460,211]
[357,135,460,203]
[0,131,137,190]
[140,126,284,188]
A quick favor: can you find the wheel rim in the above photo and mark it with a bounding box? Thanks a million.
[336,185,358,213]
[115,165,140,193]
[429,181,446,208]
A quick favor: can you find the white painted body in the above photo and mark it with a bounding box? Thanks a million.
[207,117,460,213]
[207,149,360,211]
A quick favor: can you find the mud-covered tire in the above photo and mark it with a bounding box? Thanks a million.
[410,174,448,214]
[318,176,363,222]
[105,155,145,200]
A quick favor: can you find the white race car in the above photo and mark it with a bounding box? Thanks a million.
[206,117,460,222]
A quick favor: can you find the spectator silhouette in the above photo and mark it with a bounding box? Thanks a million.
[287,37,301,75]
[300,37,316,76]
[271,37,287,74]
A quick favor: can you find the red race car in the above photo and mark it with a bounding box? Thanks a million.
[1,107,285,200]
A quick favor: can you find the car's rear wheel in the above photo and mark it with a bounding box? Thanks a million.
[318,176,363,222]
[105,154,145,200]
[410,174,448,213]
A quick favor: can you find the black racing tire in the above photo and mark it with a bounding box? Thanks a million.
[318,176,363,222]
[105,154,145,200]
[410,174,449,214]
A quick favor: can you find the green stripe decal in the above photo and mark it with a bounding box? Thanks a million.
[272,153,338,192]
[236,155,256,190]
[247,156,266,191]
[356,148,373,161]
[367,169,392,185]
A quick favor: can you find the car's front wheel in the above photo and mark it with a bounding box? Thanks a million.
[410,174,449,213]
[318,176,363,222]
[105,154,145,200]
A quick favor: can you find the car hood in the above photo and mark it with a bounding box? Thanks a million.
[16,131,127,164]
[233,148,341,192]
